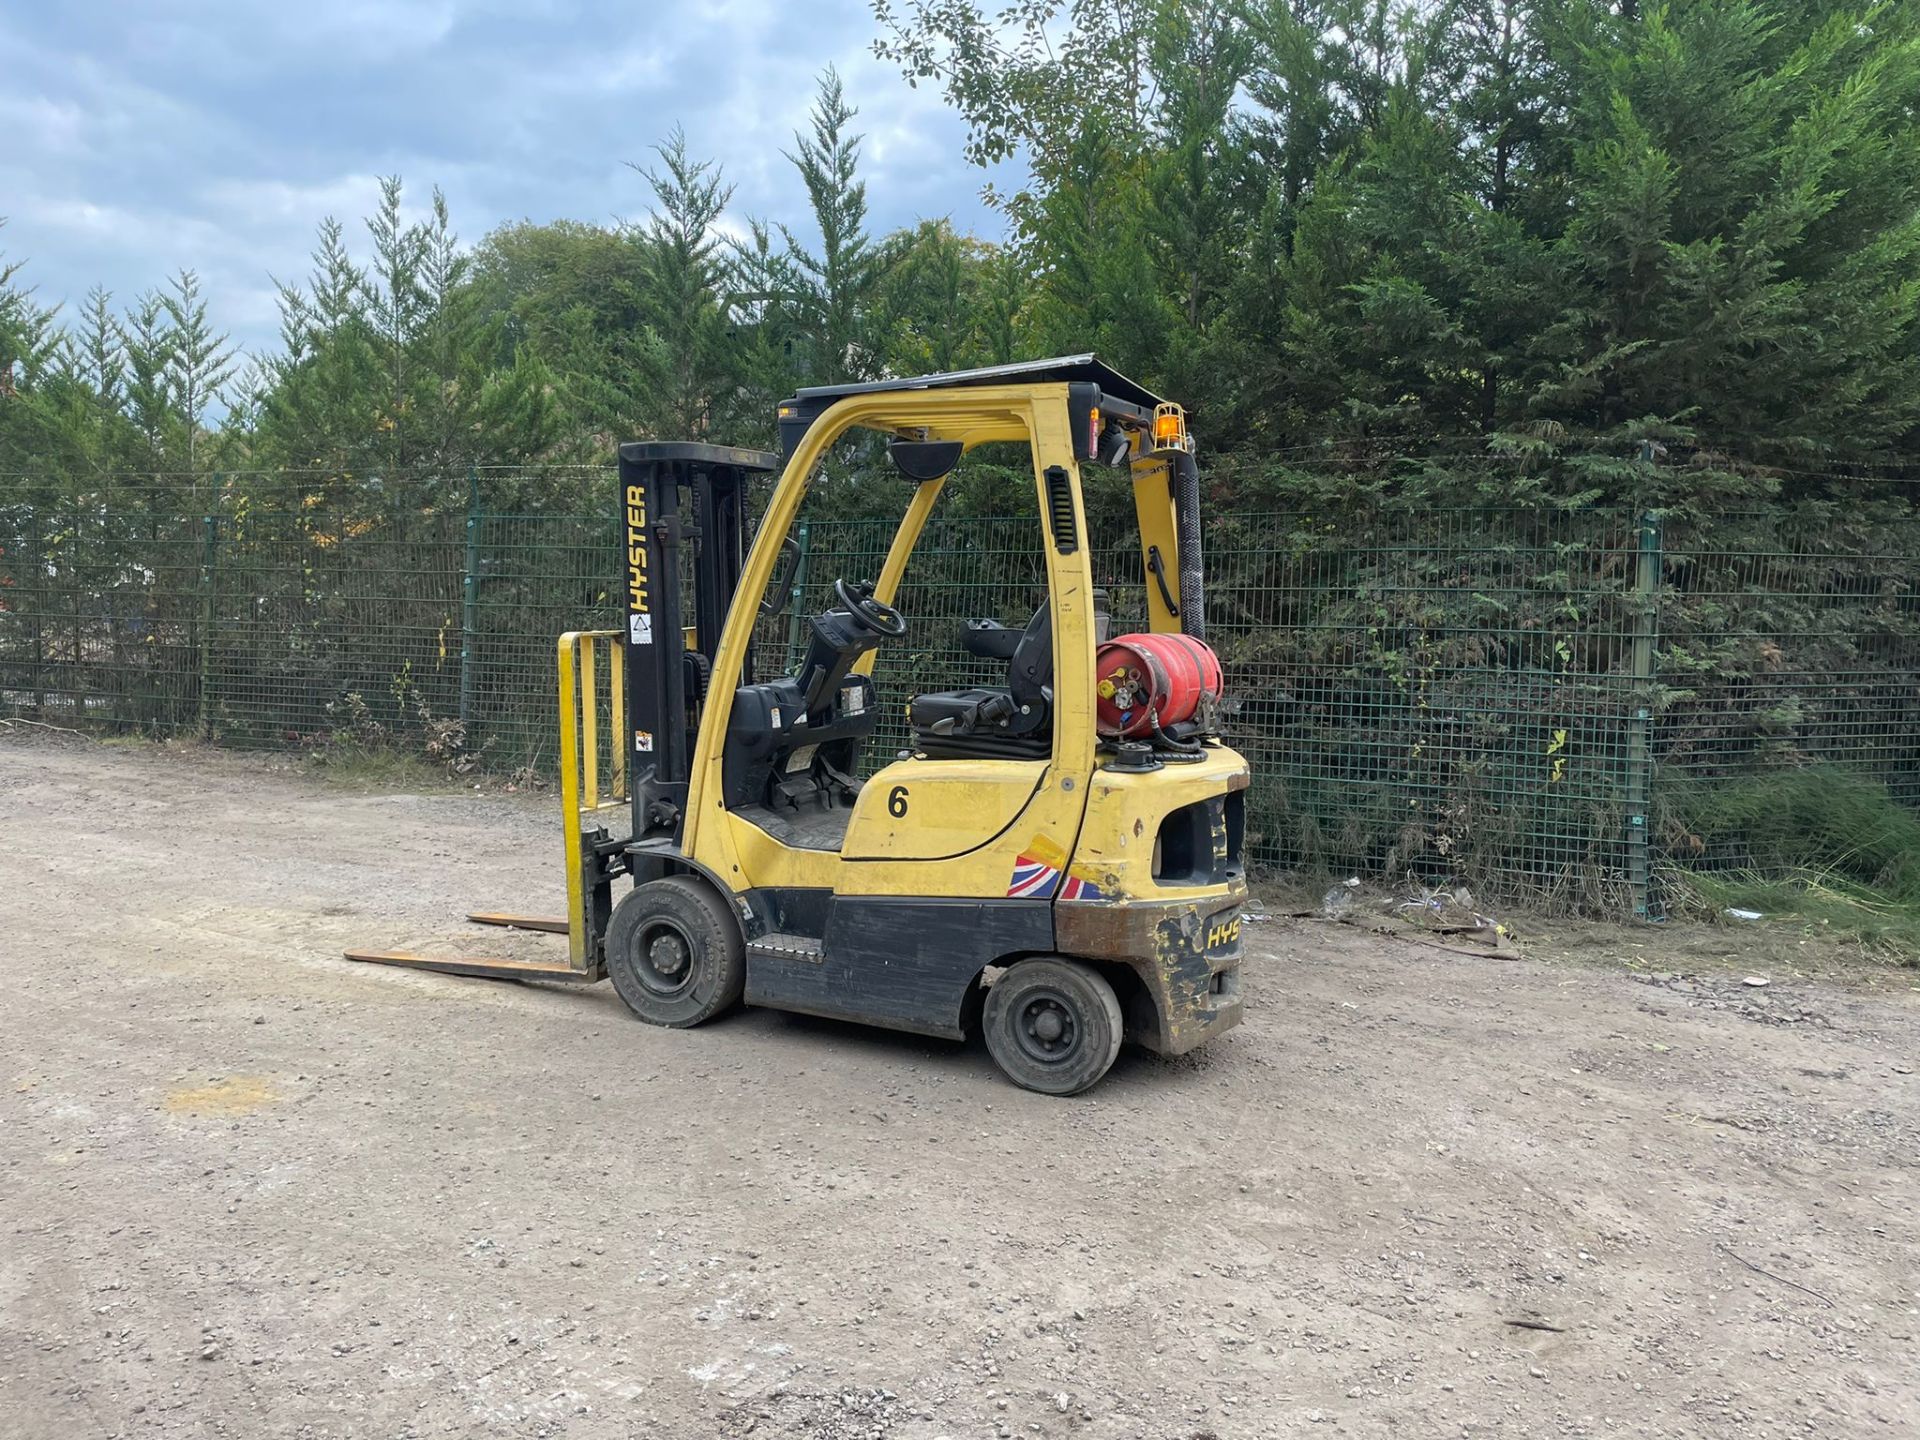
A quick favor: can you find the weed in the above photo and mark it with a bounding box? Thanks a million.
[308,677,492,785]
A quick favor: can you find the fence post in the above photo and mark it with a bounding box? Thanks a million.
[459,466,481,729]
[784,520,812,672]
[28,501,46,716]
[198,504,220,739]
[1626,510,1661,919]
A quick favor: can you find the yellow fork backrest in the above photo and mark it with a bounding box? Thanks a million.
[557,630,626,970]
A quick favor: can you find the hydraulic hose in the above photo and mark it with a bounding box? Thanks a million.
[1173,449,1206,641]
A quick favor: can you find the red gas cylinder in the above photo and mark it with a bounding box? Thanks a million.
[1094,632,1223,739]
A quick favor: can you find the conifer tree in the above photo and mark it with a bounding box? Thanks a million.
[628,129,737,437]
[259,218,379,475]
[118,291,176,472]
[0,226,92,480]
[161,270,235,475]
[364,176,429,469]
[725,217,806,445]
[782,68,882,384]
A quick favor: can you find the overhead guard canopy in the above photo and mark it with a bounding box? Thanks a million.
[776,354,1166,459]
[616,440,780,470]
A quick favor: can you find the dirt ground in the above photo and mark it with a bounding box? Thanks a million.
[3,734,1916,1440]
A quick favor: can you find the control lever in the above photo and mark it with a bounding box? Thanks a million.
[977,693,1017,727]
[927,692,1017,738]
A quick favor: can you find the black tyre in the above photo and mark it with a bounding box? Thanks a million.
[982,957,1123,1096]
[605,875,745,1028]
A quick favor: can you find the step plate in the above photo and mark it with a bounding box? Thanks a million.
[748,933,826,965]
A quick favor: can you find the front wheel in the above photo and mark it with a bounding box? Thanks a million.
[605,876,744,1028]
[982,957,1123,1096]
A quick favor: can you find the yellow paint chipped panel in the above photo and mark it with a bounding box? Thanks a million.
[1070,745,1249,899]
[164,1076,279,1117]
[839,759,1048,862]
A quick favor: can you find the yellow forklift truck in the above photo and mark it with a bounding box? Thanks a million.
[348,357,1248,1094]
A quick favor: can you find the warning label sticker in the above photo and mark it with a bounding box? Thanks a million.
[629,613,653,645]
[633,729,654,753]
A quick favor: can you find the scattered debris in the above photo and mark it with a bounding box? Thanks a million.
[1715,1242,1835,1309]
[1636,972,1826,1027]
[1389,879,1511,950]
[1724,907,1764,921]
[1308,874,1523,957]
[1321,878,1361,920]
[0,716,89,738]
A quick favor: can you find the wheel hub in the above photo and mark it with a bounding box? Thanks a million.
[633,922,697,995]
[1015,992,1079,1064]
[649,934,688,976]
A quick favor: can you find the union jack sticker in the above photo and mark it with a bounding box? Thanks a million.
[1006,855,1062,898]
[1006,855,1106,901]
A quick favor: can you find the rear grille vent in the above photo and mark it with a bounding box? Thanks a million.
[1044,465,1079,554]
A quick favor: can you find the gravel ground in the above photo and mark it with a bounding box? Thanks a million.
[2,734,1916,1439]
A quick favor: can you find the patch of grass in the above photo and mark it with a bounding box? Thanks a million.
[1664,767,1920,897]
[303,738,465,792]
[1669,866,1920,964]
[1661,767,1920,964]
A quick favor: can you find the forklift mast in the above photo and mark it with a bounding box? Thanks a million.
[616,441,780,842]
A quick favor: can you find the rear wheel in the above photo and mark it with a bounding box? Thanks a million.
[983,957,1123,1096]
[605,875,744,1028]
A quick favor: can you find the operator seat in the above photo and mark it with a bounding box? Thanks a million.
[909,589,1109,760]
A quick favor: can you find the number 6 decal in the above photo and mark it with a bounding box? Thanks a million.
[886,785,910,818]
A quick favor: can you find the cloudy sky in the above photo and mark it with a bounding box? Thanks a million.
[2,0,1009,360]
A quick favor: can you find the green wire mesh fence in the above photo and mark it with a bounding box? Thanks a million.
[3,468,1916,916]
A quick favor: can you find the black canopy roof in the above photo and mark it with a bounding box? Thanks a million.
[615,441,779,471]
[786,354,1165,412]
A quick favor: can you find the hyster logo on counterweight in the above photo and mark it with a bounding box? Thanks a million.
[625,482,650,629]
[1207,916,1240,950]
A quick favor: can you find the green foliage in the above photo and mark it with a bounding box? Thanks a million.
[782,68,885,385]
[161,271,236,472]
[627,130,739,437]
[247,182,558,481]
[1665,766,1920,902]
[1663,766,1920,960]
[3,4,1918,923]
[872,0,1920,486]
[1674,869,1920,963]
[7,1,1918,500]
[874,220,1026,374]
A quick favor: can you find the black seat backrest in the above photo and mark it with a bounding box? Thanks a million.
[1008,605,1053,707]
[1009,587,1109,707]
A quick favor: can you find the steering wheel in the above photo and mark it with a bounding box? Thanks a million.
[835,577,909,639]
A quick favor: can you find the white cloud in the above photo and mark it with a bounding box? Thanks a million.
[270,0,463,55]
[0,94,91,158]
[0,0,1009,365]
